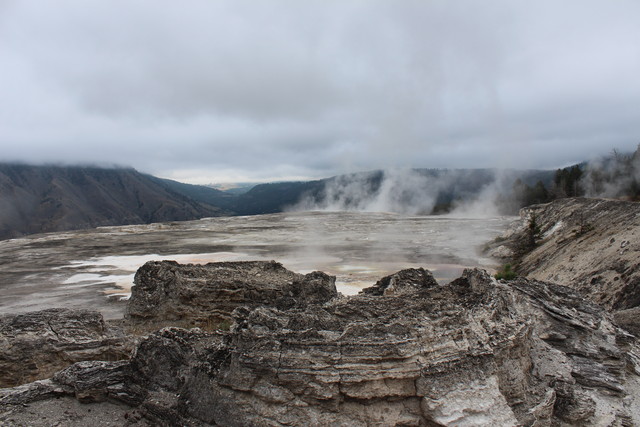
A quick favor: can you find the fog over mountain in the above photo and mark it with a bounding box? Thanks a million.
[0,162,556,239]
[1,1,639,183]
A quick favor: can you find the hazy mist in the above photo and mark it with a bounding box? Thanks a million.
[292,168,510,217]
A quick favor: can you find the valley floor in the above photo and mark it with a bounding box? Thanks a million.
[0,211,512,319]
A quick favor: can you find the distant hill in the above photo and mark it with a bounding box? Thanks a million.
[238,168,556,215]
[208,183,260,195]
[233,180,326,215]
[147,175,237,211]
[0,163,558,240]
[0,164,228,240]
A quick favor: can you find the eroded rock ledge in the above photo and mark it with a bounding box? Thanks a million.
[0,308,134,388]
[126,260,337,328]
[2,261,639,426]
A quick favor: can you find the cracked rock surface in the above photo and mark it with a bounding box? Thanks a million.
[126,260,337,328]
[0,308,134,388]
[2,264,639,426]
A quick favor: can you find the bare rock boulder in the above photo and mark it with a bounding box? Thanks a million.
[115,269,640,426]
[360,267,438,296]
[126,260,337,328]
[3,267,639,426]
[0,308,134,388]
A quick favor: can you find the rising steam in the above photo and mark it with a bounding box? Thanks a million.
[292,168,509,217]
[581,147,640,199]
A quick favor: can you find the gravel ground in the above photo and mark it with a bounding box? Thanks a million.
[0,397,151,427]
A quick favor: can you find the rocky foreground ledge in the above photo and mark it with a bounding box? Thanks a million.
[2,260,640,426]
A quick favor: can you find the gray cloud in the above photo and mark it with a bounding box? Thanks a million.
[1,0,639,183]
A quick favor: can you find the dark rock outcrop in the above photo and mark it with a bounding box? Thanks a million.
[0,309,134,388]
[360,267,438,296]
[614,307,640,337]
[126,260,337,328]
[2,267,638,426]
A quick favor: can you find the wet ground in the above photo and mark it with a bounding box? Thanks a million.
[0,211,515,319]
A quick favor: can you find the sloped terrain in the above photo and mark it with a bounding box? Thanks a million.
[0,164,228,239]
[488,198,640,311]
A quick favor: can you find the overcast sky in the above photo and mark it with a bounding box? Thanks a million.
[1,1,639,184]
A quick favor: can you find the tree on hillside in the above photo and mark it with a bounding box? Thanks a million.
[511,179,552,208]
[552,165,583,198]
[582,145,640,200]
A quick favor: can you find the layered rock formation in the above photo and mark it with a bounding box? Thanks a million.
[486,197,640,311]
[126,260,337,328]
[2,264,639,426]
[0,308,134,388]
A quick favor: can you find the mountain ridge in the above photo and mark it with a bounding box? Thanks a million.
[0,164,228,240]
[0,162,557,240]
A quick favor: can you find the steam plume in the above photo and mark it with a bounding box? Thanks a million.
[292,168,509,217]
